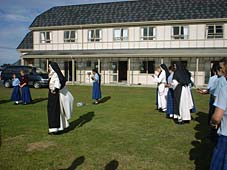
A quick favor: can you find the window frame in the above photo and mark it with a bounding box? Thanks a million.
[88,29,102,42]
[171,26,189,40]
[140,26,156,40]
[140,60,155,74]
[64,30,78,43]
[113,28,129,41]
[206,24,224,39]
[40,31,52,43]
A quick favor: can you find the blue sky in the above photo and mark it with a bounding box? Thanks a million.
[0,0,127,66]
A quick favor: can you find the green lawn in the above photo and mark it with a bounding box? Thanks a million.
[0,85,214,170]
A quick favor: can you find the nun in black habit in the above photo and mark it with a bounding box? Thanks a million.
[48,62,74,134]
[172,61,194,124]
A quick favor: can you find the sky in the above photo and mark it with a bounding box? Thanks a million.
[0,0,127,66]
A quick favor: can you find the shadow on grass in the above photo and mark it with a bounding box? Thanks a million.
[59,156,85,170]
[189,112,215,170]
[60,112,95,134]
[0,99,11,104]
[99,96,111,104]
[105,160,119,170]
[31,98,48,104]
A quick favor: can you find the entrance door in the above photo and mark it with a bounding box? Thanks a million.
[118,61,128,82]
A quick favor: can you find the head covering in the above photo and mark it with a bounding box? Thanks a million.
[160,64,170,82]
[49,62,67,89]
[173,61,191,85]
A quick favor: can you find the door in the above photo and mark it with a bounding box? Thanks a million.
[118,61,128,82]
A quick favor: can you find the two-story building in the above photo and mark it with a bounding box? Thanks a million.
[17,0,227,86]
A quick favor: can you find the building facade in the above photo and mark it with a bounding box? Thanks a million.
[17,0,227,86]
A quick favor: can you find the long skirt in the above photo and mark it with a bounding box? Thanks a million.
[11,86,21,101]
[210,135,227,170]
[92,82,101,100]
[166,88,174,115]
[173,84,182,116]
[47,90,60,130]
[21,86,32,104]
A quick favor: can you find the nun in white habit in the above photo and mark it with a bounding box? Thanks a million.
[48,62,74,134]
[172,61,194,124]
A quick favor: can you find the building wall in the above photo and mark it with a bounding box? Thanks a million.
[33,23,227,51]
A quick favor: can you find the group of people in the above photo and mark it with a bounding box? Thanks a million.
[153,61,195,124]
[47,63,101,135]
[11,70,32,105]
[197,59,227,170]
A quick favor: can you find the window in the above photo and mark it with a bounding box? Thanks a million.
[113,28,128,41]
[64,30,77,42]
[86,61,91,67]
[40,32,52,43]
[88,29,102,42]
[172,26,189,40]
[140,61,155,74]
[206,24,223,39]
[141,27,156,40]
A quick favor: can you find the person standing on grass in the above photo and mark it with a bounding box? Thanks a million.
[210,61,227,170]
[47,62,74,135]
[19,70,32,105]
[165,65,175,118]
[152,64,169,112]
[91,69,101,104]
[172,61,194,124]
[10,73,21,105]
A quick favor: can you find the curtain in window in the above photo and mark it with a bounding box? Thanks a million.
[183,26,189,39]
[114,29,121,40]
[123,29,128,40]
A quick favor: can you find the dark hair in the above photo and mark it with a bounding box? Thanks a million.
[211,62,220,76]
[168,65,175,72]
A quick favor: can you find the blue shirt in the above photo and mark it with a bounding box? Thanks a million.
[214,76,227,97]
[213,84,227,136]
[93,73,99,83]
[12,78,20,87]
[207,75,218,95]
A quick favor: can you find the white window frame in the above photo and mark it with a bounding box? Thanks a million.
[113,28,129,41]
[172,26,189,40]
[140,27,156,40]
[64,30,77,43]
[88,29,102,42]
[206,24,223,39]
[40,31,52,43]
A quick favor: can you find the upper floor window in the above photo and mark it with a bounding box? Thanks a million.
[40,32,52,43]
[88,29,102,42]
[64,30,77,42]
[141,27,156,40]
[172,26,189,40]
[113,28,128,41]
[206,24,223,39]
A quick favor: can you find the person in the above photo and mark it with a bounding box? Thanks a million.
[91,69,101,104]
[47,62,74,134]
[154,67,161,110]
[172,61,194,124]
[153,64,169,112]
[210,61,227,170]
[166,65,175,118]
[19,70,32,104]
[10,73,21,105]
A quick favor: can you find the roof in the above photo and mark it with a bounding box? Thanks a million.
[21,48,227,58]
[17,31,33,50]
[30,0,227,28]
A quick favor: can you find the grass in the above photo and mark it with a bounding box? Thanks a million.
[0,85,214,170]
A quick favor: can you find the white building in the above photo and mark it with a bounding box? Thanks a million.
[17,0,227,86]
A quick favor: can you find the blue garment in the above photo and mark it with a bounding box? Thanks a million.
[213,85,227,136]
[208,75,218,96]
[21,86,32,104]
[214,76,227,97]
[92,73,101,100]
[166,88,174,115]
[210,135,227,170]
[12,78,20,87]
[11,86,21,101]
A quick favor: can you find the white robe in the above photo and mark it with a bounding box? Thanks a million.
[154,71,168,111]
[48,71,74,133]
[172,80,194,121]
